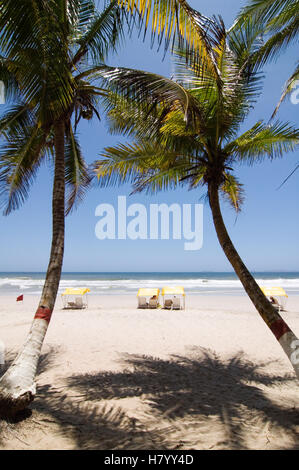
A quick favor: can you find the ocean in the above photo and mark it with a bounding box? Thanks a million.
[0,272,299,296]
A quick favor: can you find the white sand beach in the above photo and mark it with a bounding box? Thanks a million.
[0,293,298,450]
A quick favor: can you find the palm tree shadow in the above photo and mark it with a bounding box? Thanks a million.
[1,347,298,449]
[0,347,175,449]
[33,386,175,449]
[66,348,299,449]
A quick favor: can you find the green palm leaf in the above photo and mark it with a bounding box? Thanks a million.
[65,126,93,215]
[98,64,206,128]
[118,0,220,79]
[234,0,299,112]
[72,0,125,65]
[96,139,197,193]
[272,61,299,117]
[225,121,299,163]
[0,104,34,138]
[0,125,47,215]
[220,173,244,211]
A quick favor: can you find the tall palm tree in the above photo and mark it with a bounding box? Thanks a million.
[94,18,299,380]
[233,0,299,115]
[0,0,128,415]
[0,0,216,415]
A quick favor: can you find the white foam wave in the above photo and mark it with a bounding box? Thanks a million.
[1,275,299,294]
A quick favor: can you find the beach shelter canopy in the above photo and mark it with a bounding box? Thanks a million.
[161,286,185,309]
[137,288,160,297]
[62,288,90,296]
[260,287,288,298]
[161,286,185,296]
[61,288,90,309]
[260,286,288,312]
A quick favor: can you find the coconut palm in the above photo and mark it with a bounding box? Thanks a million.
[233,0,299,116]
[0,0,218,415]
[0,0,129,415]
[94,18,299,379]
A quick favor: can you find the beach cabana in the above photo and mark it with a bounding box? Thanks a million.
[260,286,288,312]
[137,288,160,309]
[161,286,185,310]
[62,288,90,309]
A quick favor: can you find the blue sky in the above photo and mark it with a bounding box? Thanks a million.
[0,0,298,273]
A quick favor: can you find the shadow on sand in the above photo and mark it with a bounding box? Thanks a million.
[1,347,298,449]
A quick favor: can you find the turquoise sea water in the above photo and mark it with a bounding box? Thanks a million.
[0,272,299,296]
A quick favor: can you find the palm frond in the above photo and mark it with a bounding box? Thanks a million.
[277,161,299,188]
[65,126,92,215]
[220,172,244,211]
[228,16,264,71]
[98,64,205,127]
[103,91,204,158]
[95,135,210,195]
[173,30,264,146]
[104,92,168,142]
[95,139,195,192]
[0,103,34,138]
[0,1,76,121]
[251,16,299,67]
[235,0,296,28]
[0,0,46,53]
[72,0,125,65]
[233,0,299,93]
[159,109,198,136]
[67,0,96,38]
[272,61,299,117]
[95,141,168,188]
[118,0,221,79]
[225,120,299,163]
[232,0,299,120]
[0,125,47,214]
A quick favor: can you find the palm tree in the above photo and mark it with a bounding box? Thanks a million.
[233,0,299,115]
[0,0,217,415]
[0,0,129,415]
[94,17,299,380]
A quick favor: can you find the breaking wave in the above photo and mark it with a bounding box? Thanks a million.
[0,272,299,295]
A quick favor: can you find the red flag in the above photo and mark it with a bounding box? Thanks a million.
[16,295,23,302]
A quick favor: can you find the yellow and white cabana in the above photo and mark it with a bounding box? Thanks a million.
[137,288,160,308]
[161,286,185,310]
[260,286,288,311]
[62,288,90,309]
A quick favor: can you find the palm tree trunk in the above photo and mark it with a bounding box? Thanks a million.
[208,181,299,380]
[0,122,66,416]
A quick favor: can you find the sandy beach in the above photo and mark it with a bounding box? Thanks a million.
[0,293,298,450]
